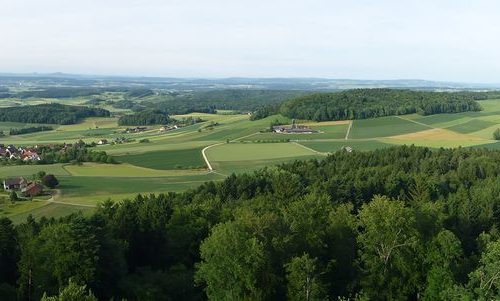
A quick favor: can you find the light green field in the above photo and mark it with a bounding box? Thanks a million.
[4,98,500,222]
[299,140,392,152]
[63,163,208,177]
[206,142,316,161]
[0,164,70,178]
[349,116,430,138]
[117,147,206,169]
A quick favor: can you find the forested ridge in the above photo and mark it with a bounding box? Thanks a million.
[279,89,486,121]
[117,110,171,126]
[0,104,110,124]
[2,146,500,300]
[112,89,309,115]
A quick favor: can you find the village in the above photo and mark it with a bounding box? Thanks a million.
[0,144,42,161]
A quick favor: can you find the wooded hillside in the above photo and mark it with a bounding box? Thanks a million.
[0,104,110,124]
[280,89,485,121]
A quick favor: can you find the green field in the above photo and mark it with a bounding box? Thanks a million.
[349,116,430,138]
[117,147,206,169]
[299,140,392,152]
[3,98,500,221]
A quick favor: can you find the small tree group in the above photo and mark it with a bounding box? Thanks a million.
[42,174,59,189]
[493,128,500,140]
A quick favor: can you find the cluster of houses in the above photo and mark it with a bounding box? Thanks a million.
[124,126,147,134]
[97,137,133,145]
[3,177,44,197]
[272,120,318,134]
[158,125,179,133]
[0,145,41,161]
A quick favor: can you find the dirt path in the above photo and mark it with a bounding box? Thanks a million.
[201,143,225,171]
[46,189,97,208]
[395,115,435,129]
[292,142,329,156]
[345,120,353,139]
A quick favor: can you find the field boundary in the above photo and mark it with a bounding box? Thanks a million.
[293,142,328,156]
[48,190,97,208]
[345,120,353,139]
[395,115,435,129]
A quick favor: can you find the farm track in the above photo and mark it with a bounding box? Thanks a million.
[292,142,329,155]
[345,120,353,139]
[47,190,97,208]
[395,115,435,129]
[202,143,225,171]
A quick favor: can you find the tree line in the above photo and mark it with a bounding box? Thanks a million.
[0,104,110,125]
[279,89,486,121]
[9,126,54,136]
[117,110,172,126]
[2,145,500,300]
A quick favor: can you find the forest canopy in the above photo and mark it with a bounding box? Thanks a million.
[279,89,486,121]
[0,104,110,125]
[117,110,171,126]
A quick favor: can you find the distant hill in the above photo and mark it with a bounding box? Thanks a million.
[279,89,486,121]
[1,73,500,91]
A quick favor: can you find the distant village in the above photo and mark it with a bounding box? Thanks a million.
[0,144,42,162]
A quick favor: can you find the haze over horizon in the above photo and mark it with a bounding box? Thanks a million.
[2,0,500,83]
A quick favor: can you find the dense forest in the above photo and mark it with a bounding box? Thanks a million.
[0,104,110,125]
[117,110,172,126]
[280,89,486,121]
[2,146,500,300]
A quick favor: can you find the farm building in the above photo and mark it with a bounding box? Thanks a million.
[273,120,318,134]
[21,182,44,197]
[3,177,27,190]
[125,127,147,133]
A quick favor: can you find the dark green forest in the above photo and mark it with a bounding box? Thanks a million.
[279,89,486,121]
[0,104,110,125]
[117,110,171,126]
[2,146,500,300]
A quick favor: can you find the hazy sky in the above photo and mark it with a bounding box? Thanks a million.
[1,0,500,82]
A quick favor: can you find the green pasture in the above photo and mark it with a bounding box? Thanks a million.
[0,164,70,178]
[211,155,323,175]
[299,140,391,152]
[57,173,224,203]
[446,119,497,134]
[206,142,316,162]
[349,116,430,139]
[117,147,206,170]
[6,202,94,224]
[63,163,208,177]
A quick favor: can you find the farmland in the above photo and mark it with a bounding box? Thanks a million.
[3,96,500,222]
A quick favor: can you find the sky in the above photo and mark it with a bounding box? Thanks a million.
[1,0,500,82]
